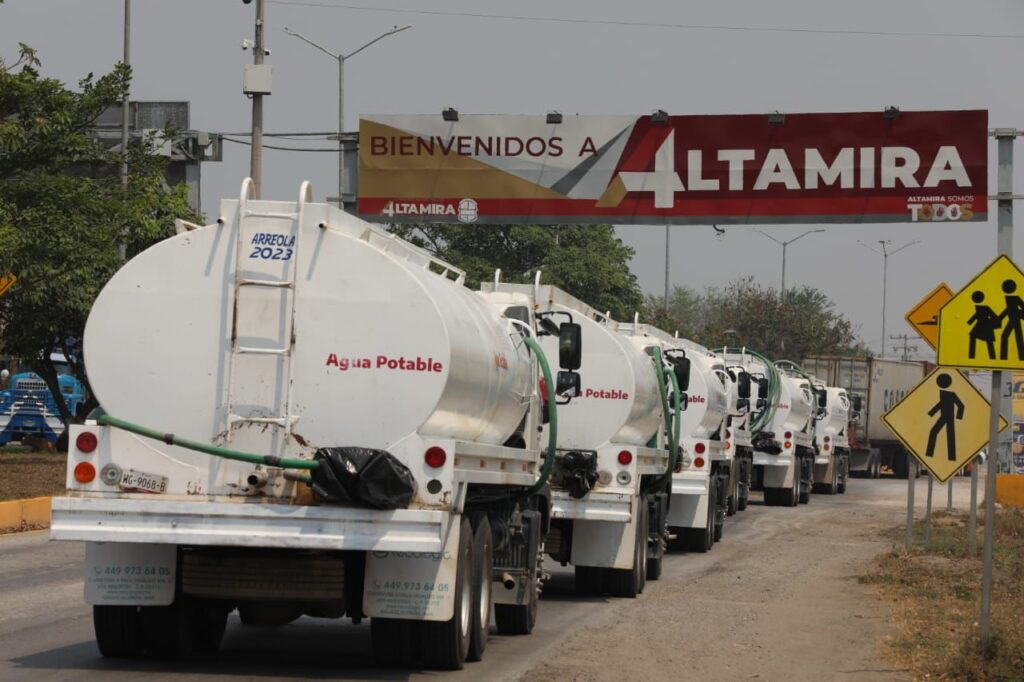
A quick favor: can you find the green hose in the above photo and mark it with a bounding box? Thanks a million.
[96,412,320,470]
[644,347,680,494]
[713,346,780,436]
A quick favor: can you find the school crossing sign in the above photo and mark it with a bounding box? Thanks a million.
[882,367,1007,483]
[937,255,1024,370]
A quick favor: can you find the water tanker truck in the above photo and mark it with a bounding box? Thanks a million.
[801,355,929,478]
[716,348,772,515]
[614,323,728,552]
[479,279,676,597]
[50,181,580,670]
[809,376,851,495]
[0,353,87,445]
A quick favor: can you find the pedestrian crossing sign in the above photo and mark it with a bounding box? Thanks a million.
[905,282,953,351]
[938,255,1024,370]
[882,367,1007,483]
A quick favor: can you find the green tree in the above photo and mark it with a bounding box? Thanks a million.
[388,223,645,320]
[646,277,868,360]
[0,46,195,427]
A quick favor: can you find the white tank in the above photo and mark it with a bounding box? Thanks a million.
[541,301,661,449]
[674,340,730,440]
[772,374,814,436]
[816,385,850,446]
[84,186,534,460]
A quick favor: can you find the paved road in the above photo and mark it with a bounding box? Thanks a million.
[0,475,973,681]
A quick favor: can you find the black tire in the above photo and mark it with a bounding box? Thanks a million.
[574,565,604,596]
[371,618,418,668]
[737,489,749,511]
[467,517,493,663]
[423,516,473,670]
[726,473,738,517]
[494,582,538,635]
[608,503,647,598]
[93,605,144,658]
[140,598,227,660]
[646,553,662,581]
[684,481,716,552]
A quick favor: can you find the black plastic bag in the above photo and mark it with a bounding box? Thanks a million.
[310,447,416,509]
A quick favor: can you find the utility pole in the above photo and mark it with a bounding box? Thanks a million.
[858,239,921,357]
[249,0,266,197]
[889,334,919,361]
[664,226,670,312]
[752,228,824,300]
[283,24,411,209]
[118,0,131,262]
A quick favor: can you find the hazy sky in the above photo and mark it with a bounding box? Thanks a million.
[4,0,1024,358]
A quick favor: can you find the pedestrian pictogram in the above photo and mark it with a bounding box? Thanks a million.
[904,282,953,351]
[937,255,1024,370]
[0,273,15,298]
[882,367,1007,483]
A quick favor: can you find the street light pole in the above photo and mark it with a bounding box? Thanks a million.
[858,239,921,357]
[752,228,825,299]
[283,25,411,209]
[118,0,131,261]
[250,0,266,198]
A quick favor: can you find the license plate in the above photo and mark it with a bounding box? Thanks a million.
[119,469,168,494]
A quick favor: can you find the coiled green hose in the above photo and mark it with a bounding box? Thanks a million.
[713,346,780,435]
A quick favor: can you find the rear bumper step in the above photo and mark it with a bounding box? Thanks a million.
[51,496,448,553]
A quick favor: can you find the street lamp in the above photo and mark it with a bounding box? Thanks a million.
[858,239,921,357]
[283,24,412,209]
[751,228,825,299]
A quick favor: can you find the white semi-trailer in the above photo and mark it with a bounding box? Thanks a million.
[479,280,674,598]
[801,356,929,478]
[614,323,728,552]
[50,182,573,670]
[809,378,851,495]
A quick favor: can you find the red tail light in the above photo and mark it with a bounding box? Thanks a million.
[74,462,96,483]
[425,446,447,468]
[617,450,633,465]
[784,431,793,439]
[725,429,732,439]
[76,431,98,454]
[784,441,793,449]
[694,442,706,454]
[694,457,705,468]
[823,435,831,443]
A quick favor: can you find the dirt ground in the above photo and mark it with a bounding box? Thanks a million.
[521,482,923,682]
[0,448,66,502]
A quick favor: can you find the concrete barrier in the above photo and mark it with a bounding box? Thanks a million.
[995,474,1024,508]
[0,496,52,530]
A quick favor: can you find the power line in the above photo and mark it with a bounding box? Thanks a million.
[267,1,1024,40]
[221,136,339,152]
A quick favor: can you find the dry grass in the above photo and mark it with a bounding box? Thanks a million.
[861,507,1024,681]
[0,448,67,501]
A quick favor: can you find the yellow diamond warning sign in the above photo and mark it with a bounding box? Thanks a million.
[938,255,1024,370]
[882,367,1007,483]
[0,273,15,298]
[905,282,953,351]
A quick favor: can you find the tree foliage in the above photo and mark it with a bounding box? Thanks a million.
[645,277,869,360]
[387,223,645,320]
[0,46,195,424]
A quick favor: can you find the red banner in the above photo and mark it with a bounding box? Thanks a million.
[357,111,988,225]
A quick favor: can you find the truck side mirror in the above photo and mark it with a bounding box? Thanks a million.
[756,377,769,409]
[671,391,689,412]
[671,356,691,391]
[738,372,751,400]
[556,370,581,402]
[558,322,582,370]
[851,395,863,412]
[815,388,828,418]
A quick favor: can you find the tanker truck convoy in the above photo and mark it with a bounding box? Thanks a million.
[50,181,590,670]
[801,355,929,478]
[479,279,679,597]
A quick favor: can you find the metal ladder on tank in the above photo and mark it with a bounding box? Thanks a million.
[222,179,313,447]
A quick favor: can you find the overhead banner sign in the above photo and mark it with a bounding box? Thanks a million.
[357,110,988,225]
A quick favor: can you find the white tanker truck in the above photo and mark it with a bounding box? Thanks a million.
[753,362,818,506]
[479,280,676,598]
[613,323,728,552]
[809,377,851,495]
[50,182,583,670]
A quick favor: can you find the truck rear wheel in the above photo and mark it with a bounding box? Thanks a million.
[371,618,418,667]
[684,482,716,552]
[467,517,493,662]
[423,516,473,670]
[141,598,228,659]
[494,579,538,635]
[727,472,738,517]
[93,605,144,658]
[574,565,604,596]
[608,503,647,598]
